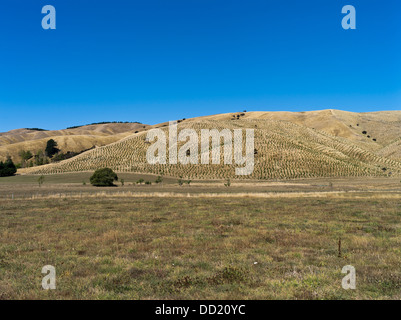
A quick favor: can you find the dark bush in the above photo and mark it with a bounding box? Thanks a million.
[0,157,17,177]
[90,168,118,186]
[45,139,60,158]
[25,128,48,131]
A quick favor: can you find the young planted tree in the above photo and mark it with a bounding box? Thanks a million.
[178,177,184,186]
[90,168,118,187]
[38,175,45,187]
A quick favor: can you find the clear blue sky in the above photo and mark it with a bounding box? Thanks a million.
[0,0,400,131]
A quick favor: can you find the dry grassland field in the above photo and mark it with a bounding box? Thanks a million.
[1,173,401,300]
[1,0,401,309]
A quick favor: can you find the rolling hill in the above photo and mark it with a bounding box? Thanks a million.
[18,110,401,179]
[0,122,150,163]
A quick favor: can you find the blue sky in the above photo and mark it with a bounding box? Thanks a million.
[0,0,400,131]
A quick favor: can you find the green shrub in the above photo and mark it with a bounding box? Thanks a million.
[0,157,17,177]
[38,175,45,187]
[90,168,118,187]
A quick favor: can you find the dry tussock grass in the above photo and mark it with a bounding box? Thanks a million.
[5,190,401,201]
[1,196,401,299]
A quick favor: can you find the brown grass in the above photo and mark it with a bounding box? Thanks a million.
[1,194,401,300]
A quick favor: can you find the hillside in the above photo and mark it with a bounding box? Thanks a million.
[0,122,149,163]
[19,110,401,179]
[188,109,401,145]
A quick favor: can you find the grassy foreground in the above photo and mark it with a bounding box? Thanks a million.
[1,196,401,299]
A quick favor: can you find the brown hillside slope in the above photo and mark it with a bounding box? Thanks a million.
[20,110,401,179]
[0,123,149,162]
[376,138,401,160]
[188,110,401,146]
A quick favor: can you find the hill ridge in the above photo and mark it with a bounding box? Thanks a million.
[0,122,150,163]
[19,111,401,179]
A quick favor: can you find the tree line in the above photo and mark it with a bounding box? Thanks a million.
[66,121,141,130]
[0,139,59,176]
[18,139,59,168]
[18,139,93,168]
[1,139,69,176]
